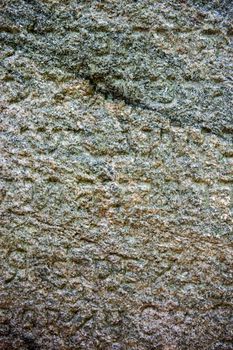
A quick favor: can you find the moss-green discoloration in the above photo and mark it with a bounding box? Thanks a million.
[0,1,232,349]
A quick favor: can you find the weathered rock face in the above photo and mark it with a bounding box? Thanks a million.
[0,1,232,349]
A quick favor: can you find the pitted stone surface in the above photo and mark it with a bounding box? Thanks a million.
[0,1,233,349]
[1,0,233,134]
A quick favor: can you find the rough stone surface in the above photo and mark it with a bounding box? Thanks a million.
[0,1,233,349]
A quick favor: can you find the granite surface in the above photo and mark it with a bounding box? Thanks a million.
[0,1,233,349]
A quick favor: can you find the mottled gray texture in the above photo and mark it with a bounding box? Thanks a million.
[0,1,233,349]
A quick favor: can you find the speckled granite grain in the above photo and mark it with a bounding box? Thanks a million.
[0,1,233,349]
